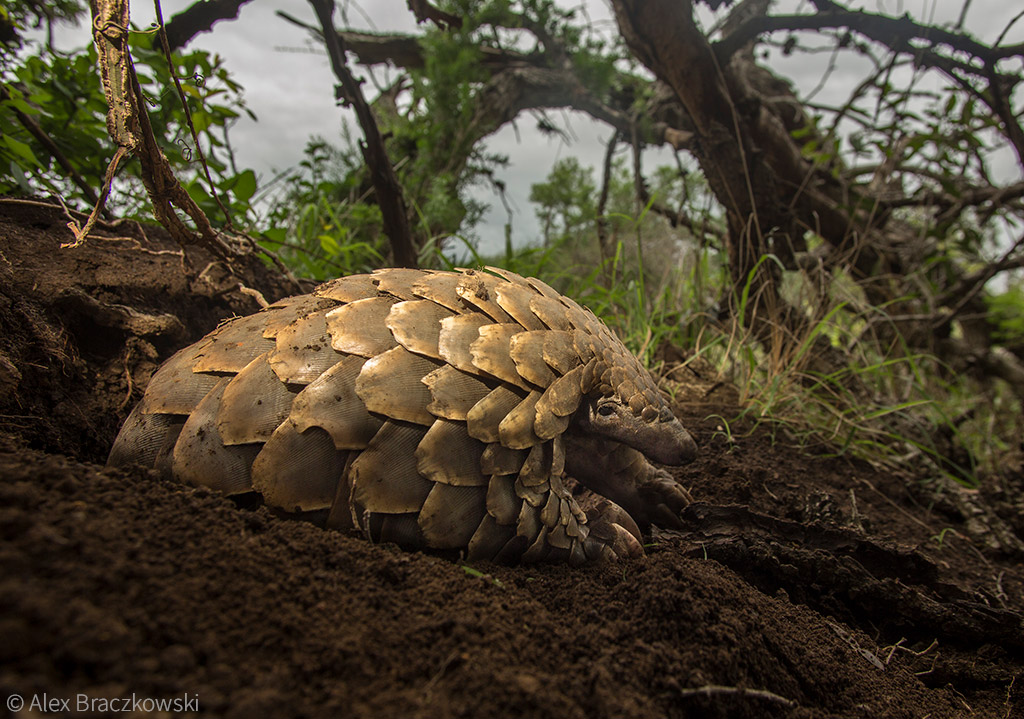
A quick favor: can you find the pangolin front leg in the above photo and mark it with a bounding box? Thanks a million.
[564,434,692,531]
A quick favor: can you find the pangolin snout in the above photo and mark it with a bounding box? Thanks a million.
[579,397,697,465]
[649,416,697,465]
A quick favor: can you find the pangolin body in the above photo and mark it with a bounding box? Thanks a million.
[108,267,697,563]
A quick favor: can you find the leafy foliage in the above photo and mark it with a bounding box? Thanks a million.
[1,0,257,223]
[987,281,1024,347]
[528,157,597,245]
[260,137,385,279]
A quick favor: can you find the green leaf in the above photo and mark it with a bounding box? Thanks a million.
[3,135,41,167]
[319,233,342,256]
[232,169,257,202]
[191,110,211,133]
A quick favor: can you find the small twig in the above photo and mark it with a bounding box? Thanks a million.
[118,345,135,411]
[882,637,938,665]
[672,683,797,708]
[856,478,936,534]
[238,284,269,308]
[421,649,464,695]
[992,571,1008,608]
[61,145,128,248]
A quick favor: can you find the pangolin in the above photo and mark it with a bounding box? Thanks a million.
[108,267,697,563]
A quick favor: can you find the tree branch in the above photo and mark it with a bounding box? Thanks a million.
[271,19,699,153]
[880,180,1024,212]
[308,0,417,268]
[595,130,618,267]
[164,0,253,52]
[714,3,1024,166]
[406,0,461,30]
[717,6,1024,67]
[936,231,1024,329]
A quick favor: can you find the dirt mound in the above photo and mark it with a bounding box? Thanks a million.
[1,199,1021,718]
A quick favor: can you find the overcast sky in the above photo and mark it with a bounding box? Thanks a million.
[60,1,1024,255]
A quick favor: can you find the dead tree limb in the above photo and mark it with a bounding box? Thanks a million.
[308,0,417,268]
[163,0,253,51]
[595,130,618,268]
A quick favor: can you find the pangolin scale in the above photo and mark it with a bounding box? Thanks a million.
[108,267,697,563]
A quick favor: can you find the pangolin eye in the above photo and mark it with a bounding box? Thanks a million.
[597,404,615,417]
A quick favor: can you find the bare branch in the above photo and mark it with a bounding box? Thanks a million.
[308,0,417,268]
[406,0,461,31]
[880,180,1024,213]
[595,130,618,266]
[164,0,252,52]
[714,2,1024,166]
[936,231,1024,329]
[717,5,1024,67]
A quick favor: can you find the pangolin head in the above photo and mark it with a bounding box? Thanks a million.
[574,341,697,466]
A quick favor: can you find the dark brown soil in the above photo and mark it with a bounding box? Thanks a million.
[1,198,1021,719]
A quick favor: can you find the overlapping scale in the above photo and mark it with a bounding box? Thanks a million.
[251,421,343,512]
[107,403,184,472]
[470,324,531,390]
[372,267,429,300]
[314,273,377,302]
[141,345,222,415]
[423,365,493,420]
[509,331,557,387]
[261,295,339,339]
[455,271,515,324]
[419,483,487,549]
[289,355,383,449]
[325,296,399,357]
[268,310,342,385]
[349,421,432,514]
[415,419,488,486]
[192,313,277,374]
[494,283,545,331]
[387,299,454,360]
[354,346,441,426]
[217,353,299,445]
[410,271,466,313]
[172,378,259,494]
[437,313,490,374]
